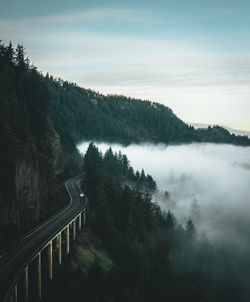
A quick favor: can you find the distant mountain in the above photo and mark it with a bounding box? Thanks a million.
[190,123,250,138]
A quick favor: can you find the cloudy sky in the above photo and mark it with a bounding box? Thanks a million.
[1,0,250,130]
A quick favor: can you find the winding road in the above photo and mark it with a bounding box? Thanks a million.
[0,175,87,301]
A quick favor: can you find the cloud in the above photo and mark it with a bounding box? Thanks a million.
[0,7,164,28]
[78,58,250,87]
[1,6,249,130]
[2,6,250,90]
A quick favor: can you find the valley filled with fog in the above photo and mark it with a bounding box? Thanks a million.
[78,142,250,251]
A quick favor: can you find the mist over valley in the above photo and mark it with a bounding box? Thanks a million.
[78,142,250,252]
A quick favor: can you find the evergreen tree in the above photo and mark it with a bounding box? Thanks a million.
[15,44,26,69]
[186,218,196,238]
[165,210,176,229]
[190,198,201,225]
[6,41,14,64]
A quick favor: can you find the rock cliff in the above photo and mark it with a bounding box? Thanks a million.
[0,42,80,249]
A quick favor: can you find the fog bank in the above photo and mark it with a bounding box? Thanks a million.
[78,142,250,250]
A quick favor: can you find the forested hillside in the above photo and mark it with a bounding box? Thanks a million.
[44,144,250,302]
[47,78,193,145]
[47,77,250,146]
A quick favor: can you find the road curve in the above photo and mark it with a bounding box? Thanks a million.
[0,175,87,301]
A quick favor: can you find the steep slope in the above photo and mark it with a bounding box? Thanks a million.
[0,43,81,248]
[47,78,193,144]
[46,78,250,146]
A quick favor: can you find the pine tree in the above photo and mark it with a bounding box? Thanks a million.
[140,169,146,183]
[15,44,29,69]
[186,218,195,237]
[6,41,14,64]
[190,198,201,225]
[165,210,176,229]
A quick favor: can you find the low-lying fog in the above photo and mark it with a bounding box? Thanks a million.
[78,142,250,250]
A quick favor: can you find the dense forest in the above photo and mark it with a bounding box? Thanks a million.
[44,143,250,302]
[47,76,250,147]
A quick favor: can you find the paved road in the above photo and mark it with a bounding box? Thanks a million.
[0,176,87,301]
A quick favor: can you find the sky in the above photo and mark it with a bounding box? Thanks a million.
[1,0,250,130]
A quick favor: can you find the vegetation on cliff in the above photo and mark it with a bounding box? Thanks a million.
[0,42,81,247]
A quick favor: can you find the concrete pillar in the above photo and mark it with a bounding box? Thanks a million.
[14,284,17,302]
[73,219,76,240]
[83,210,86,225]
[66,226,70,254]
[78,213,81,230]
[24,266,29,302]
[37,252,42,299]
[48,241,53,280]
[57,233,62,265]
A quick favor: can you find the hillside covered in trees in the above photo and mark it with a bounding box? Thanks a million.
[47,77,250,147]
[2,41,249,154]
[43,143,250,302]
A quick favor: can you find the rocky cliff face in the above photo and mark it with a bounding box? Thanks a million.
[0,121,68,248]
[0,42,82,250]
[15,144,40,229]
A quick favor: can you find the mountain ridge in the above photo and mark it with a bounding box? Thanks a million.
[47,77,250,147]
[189,122,250,138]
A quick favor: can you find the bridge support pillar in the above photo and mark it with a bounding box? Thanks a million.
[83,210,86,225]
[73,219,76,240]
[24,266,29,302]
[57,233,62,265]
[78,213,81,230]
[37,252,42,299]
[14,284,17,302]
[48,241,53,280]
[66,226,70,254]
